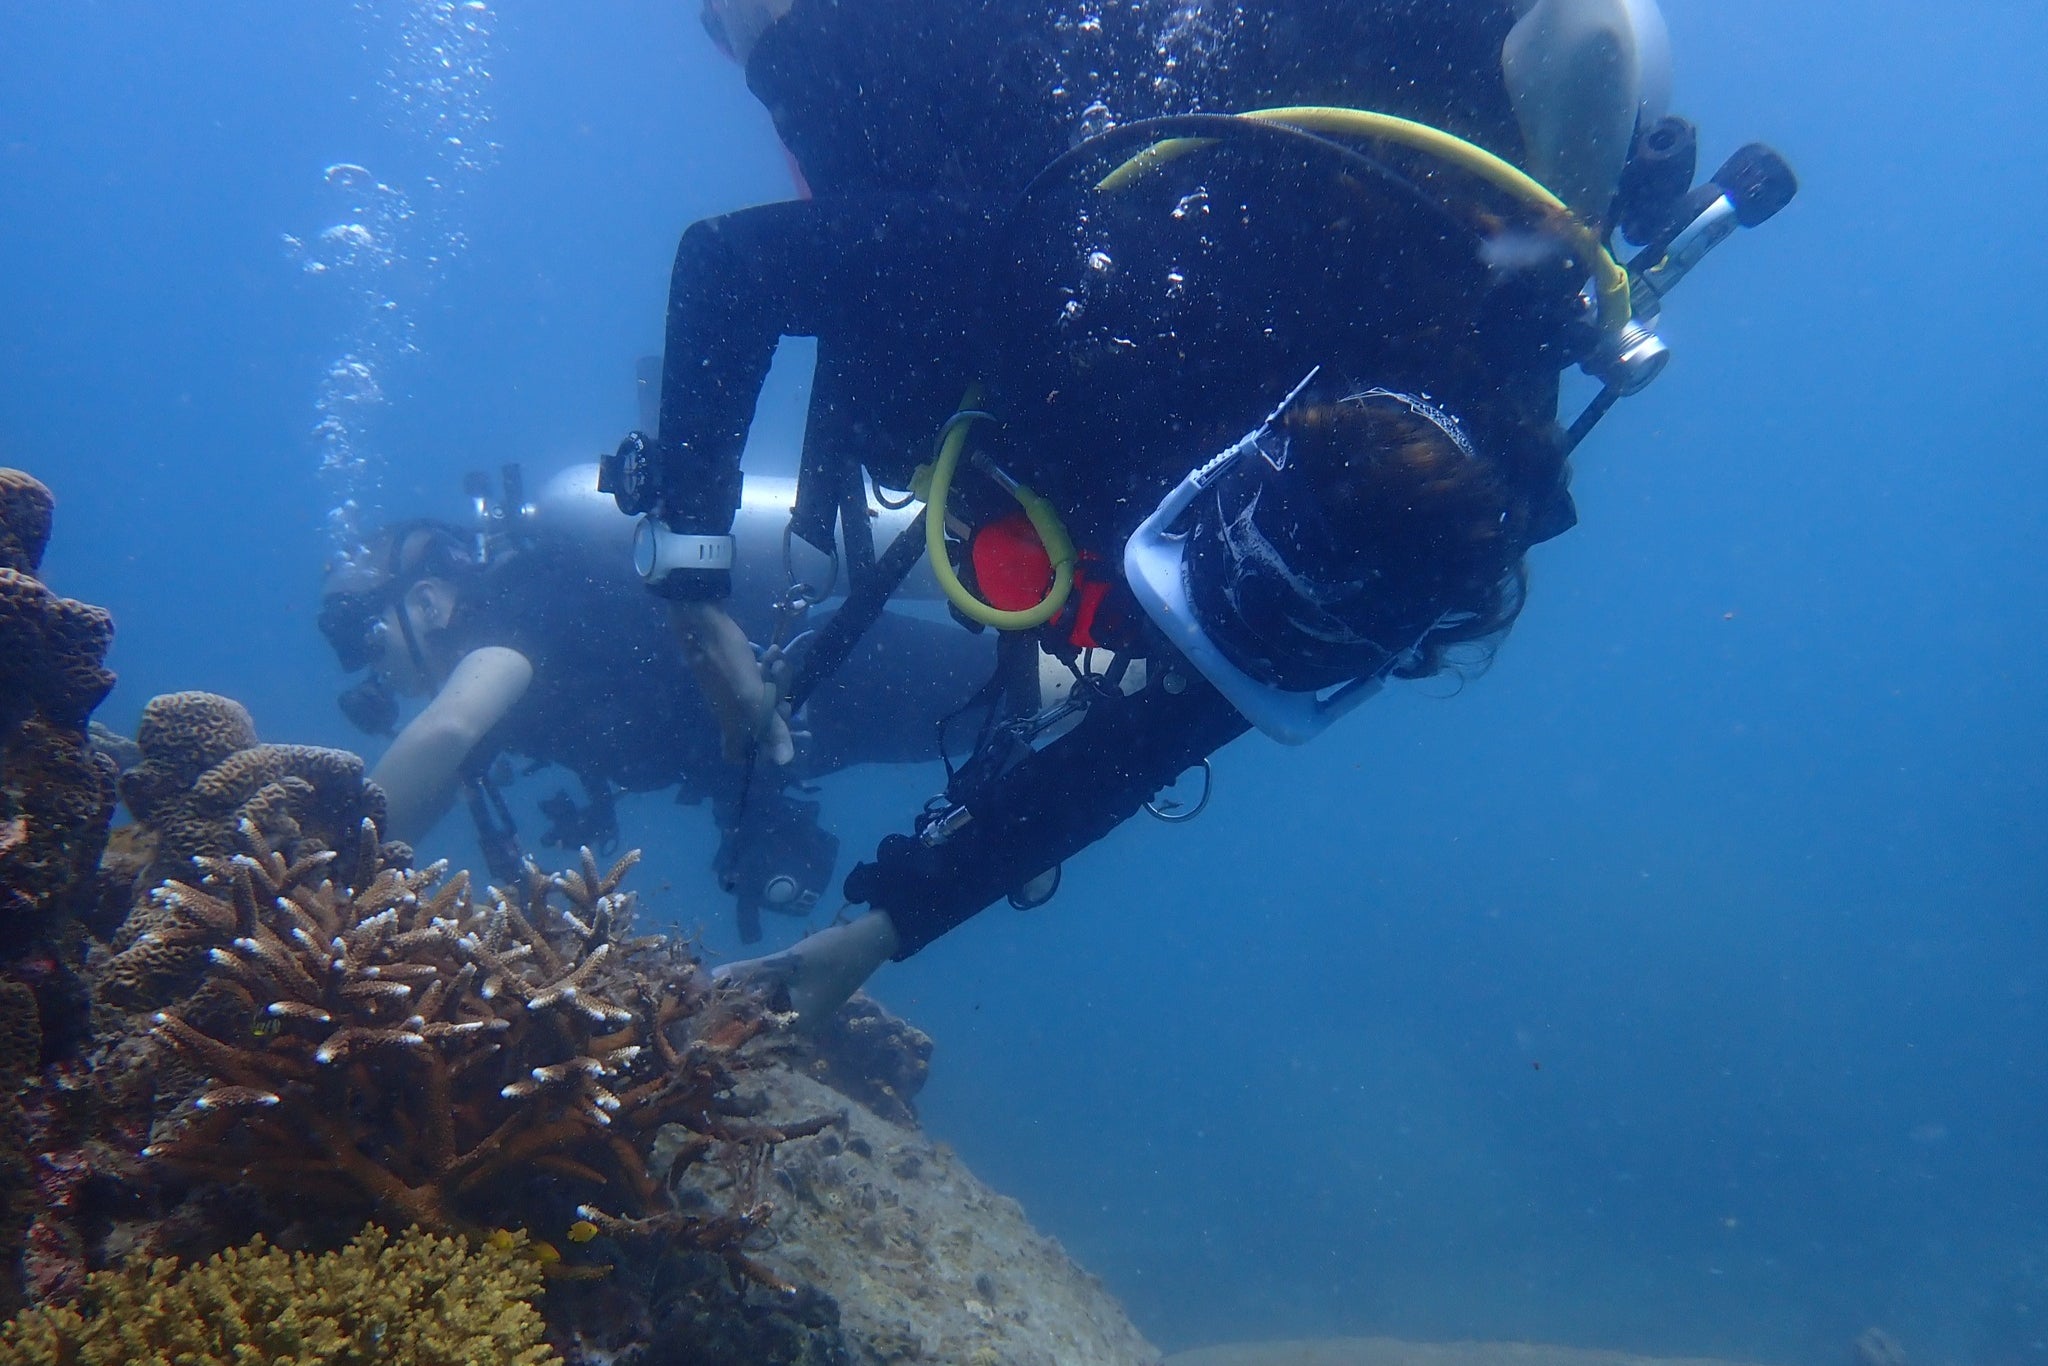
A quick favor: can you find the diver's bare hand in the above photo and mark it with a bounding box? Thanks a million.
[671,601,796,766]
[711,911,899,1029]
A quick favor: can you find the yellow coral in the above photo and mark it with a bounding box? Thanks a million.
[0,1224,561,1366]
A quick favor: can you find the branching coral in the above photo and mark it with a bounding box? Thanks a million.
[0,1222,559,1365]
[136,829,832,1285]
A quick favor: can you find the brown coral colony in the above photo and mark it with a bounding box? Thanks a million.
[0,468,842,1333]
[140,825,828,1284]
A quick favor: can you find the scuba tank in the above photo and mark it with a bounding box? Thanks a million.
[528,461,941,607]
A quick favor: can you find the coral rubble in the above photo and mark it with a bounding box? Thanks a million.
[662,1065,1163,1366]
[0,1222,558,1365]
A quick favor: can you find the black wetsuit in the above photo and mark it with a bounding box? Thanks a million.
[447,537,990,855]
[651,0,1540,563]
[458,539,726,798]
[645,0,1580,956]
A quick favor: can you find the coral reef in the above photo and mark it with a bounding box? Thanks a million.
[99,691,400,1006]
[0,466,1154,1363]
[0,1222,559,1365]
[625,1064,1162,1366]
[0,469,118,959]
[794,991,933,1128]
[0,469,120,1314]
[134,832,830,1286]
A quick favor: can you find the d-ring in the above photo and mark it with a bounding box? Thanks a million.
[781,521,839,604]
[1145,758,1212,823]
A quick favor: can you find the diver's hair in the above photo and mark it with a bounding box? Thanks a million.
[1283,396,1530,680]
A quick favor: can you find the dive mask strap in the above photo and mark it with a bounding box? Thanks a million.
[1348,387,1480,461]
[1172,367,1324,515]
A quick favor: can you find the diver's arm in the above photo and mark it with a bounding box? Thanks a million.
[732,673,1247,1027]
[369,646,534,844]
[849,671,1250,955]
[712,910,901,1026]
[670,600,794,766]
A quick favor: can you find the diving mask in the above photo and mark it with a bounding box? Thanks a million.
[1124,374,1479,743]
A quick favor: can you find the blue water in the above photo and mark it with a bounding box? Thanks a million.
[4,2,2043,1361]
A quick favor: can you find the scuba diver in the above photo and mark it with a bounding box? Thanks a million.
[601,0,1797,1017]
[319,462,991,941]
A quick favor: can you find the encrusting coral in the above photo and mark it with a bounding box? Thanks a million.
[135,826,833,1288]
[0,1222,559,1365]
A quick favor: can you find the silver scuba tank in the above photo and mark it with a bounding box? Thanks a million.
[530,461,939,606]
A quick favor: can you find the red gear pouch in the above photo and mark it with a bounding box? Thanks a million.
[968,510,1054,612]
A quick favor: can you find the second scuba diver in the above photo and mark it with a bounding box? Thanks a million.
[601,0,1797,1017]
[319,464,992,941]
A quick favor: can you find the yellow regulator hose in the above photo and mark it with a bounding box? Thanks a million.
[1097,105,1632,339]
[921,391,1077,631]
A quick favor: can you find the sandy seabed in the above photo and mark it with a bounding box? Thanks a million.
[1169,1338,1775,1366]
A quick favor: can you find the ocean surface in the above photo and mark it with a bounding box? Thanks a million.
[3,1,2043,1361]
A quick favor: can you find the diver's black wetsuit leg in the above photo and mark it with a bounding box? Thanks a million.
[844,675,1250,958]
[651,195,999,546]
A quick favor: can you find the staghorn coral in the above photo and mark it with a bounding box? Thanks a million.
[0,1222,559,1365]
[137,831,832,1286]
